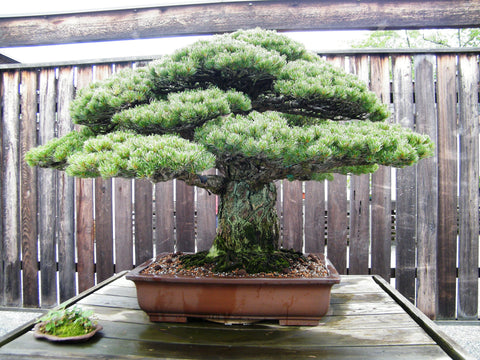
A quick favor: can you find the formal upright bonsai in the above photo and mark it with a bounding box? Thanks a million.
[27,29,433,273]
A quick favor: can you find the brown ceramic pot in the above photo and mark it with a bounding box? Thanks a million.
[126,253,340,326]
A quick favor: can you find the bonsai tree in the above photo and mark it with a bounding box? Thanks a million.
[27,28,433,273]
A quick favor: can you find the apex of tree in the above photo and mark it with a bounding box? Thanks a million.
[27,28,433,191]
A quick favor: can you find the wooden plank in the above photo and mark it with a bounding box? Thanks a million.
[392,55,416,303]
[414,55,438,319]
[304,181,325,253]
[19,70,39,307]
[196,169,217,252]
[0,71,3,306]
[457,54,479,320]
[1,0,479,47]
[134,179,153,265]
[370,55,392,282]
[94,64,114,283]
[348,56,370,275]
[436,54,458,319]
[114,178,133,271]
[327,176,348,275]
[56,66,76,303]
[75,65,95,292]
[38,68,58,307]
[282,180,303,251]
[155,181,175,253]
[1,71,21,306]
[0,334,451,359]
[175,180,195,252]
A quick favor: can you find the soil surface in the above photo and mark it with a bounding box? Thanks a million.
[140,252,330,278]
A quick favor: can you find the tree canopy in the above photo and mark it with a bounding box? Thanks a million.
[27,28,433,195]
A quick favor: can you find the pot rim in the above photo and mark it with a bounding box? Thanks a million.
[126,252,341,285]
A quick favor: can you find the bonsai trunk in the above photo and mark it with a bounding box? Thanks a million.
[212,181,279,255]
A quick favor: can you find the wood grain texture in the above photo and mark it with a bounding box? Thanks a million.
[196,169,217,252]
[75,66,95,292]
[327,176,348,275]
[175,180,195,252]
[392,55,416,303]
[38,68,58,307]
[134,179,153,265]
[56,66,76,302]
[282,180,303,251]
[414,55,438,319]
[155,181,175,254]
[19,70,39,307]
[348,56,370,275]
[1,0,479,47]
[1,71,21,306]
[370,55,392,282]
[436,55,458,319]
[304,181,325,253]
[114,178,133,271]
[457,54,479,320]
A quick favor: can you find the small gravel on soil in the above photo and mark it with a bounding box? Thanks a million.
[140,252,330,278]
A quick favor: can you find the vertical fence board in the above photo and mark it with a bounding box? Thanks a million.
[75,66,95,292]
[1,71,21,306]
[196,169,217,252]
[114,178,133,271]
[349,56,371,275]
[135,179,153,265]
[56,66,76,302]
[93,65,114,283]
[393,55,417,303]
[304,181,325,253]
[457,54,479,320]
[176,180,195,252]
[112,63,134,271]
[38,68,58,307]
[436,55,458,319]
[20,70,39,307]
[327,176,348,274]
[282,181,303,251]
[370,55,392,281]
[155,181,175,254]
[0,72,3,305]
[415,55,439,319]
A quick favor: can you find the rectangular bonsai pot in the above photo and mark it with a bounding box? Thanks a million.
[126,253,340,326]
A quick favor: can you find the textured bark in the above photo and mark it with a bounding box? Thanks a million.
[212,181,279,254]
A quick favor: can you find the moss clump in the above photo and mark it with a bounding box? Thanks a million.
[180,249,304,274]
[37,306,97,338]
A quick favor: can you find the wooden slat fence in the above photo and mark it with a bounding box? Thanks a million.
[0,50,479,320]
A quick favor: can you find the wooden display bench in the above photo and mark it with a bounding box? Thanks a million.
[0,273,472,359]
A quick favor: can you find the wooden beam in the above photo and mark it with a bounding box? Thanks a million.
[1,0,479,48]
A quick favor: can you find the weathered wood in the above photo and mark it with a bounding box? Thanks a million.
[1,71,21,306]
[370,55,392,282]
[114,178,133,271]
[0,71,3,306]
[457,54,479,320]
[75,66,95,292]
[1,0,479,47]
[56,66,76,302]
[134,179,153,265]
[94,65,114,283]
[0,275,461,360]
[196,169,217,252]
[38,68,58,307]
[282,180,303,251]
[327,176,348,274]
[176,180,195,252]
[436,55,458,319]
[392,55,416,303]
[304,181,325,253]
[155,181,175,254]
[19,70,39,307]
[414,55,438,319]
[348,56,370,275]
